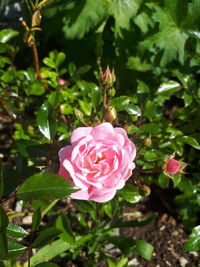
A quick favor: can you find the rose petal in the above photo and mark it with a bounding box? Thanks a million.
[89,187,117,202]
[91,122,114,140]
[63,159,88,189]
[59,145,72,162]
[71,127,93,144]
[58,165,73,183]
[70,189,90,200]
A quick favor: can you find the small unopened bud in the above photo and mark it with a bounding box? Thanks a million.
[74,108,84,120]
[58,79,67,85]
[139,184,151,196]
[143,136,152,146]
[163,154,186,178]
[165,159,180,175]
[101,67,116,88]
[25,34,34,47]
[32,10,42,27]
[105,106,117,123]
[107,87,116,98]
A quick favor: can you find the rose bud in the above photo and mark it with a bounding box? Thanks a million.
[163,155,186,178]
[107,87,116,98]
[165,158,181,175]
[101,67,116,88]
[105,106,117,123]
[58,79,67,85]
[58,122,136,202]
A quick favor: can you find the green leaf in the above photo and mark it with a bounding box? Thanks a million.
[106,258,116,267]
[182,0,200,28]
[37,102,57,140]
[32,227,62,248]
[55,52,66,67]
[158,173,170,189]
[28,239,70,267]
[17,172,77,200]
[75,234,93,247]
[111,96,130,111]
[76,201,96,220]
[91,84,101,109]
[125,104,141,116]
[172,174,182,188]
[127,56,151,72]
[60,104,73,115]
[0,207,9,229]
[78,99,92,116]
[76,65,91,75]
[106,236,135,255]
[0,29,19,43]
[157,80,180,95]
[56,214,75,244]
[0,43,13,53]
[47,92,60,108]
[141,123,161,134]
[27,80,45,96]
[43,58,56,69]
[183,92,193,107]
[32,207,41,232]
[6,241,26,260]
[111,0,143,36]
[68,62,76,76]
[117,257,129,267]
[104,198,119,218]
[0,231,8,259]
[118,184,142,204]
[111,213,157,228]
[63,0,110,39]
[134,240,154,260]
[176,136,200,150]
[140,6,188,64]
[184,225,200,251]
[7,223,28,238]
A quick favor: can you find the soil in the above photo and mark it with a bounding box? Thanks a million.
[120,194,200,267]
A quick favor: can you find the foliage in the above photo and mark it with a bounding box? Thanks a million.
[0,0,200,265]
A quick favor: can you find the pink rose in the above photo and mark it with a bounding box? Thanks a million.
[165,158,181,175]
[58,122,136,202]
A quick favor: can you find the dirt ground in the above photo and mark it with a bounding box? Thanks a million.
[121,192,200,267]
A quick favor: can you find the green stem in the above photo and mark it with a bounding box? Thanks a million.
[41,199,59,218]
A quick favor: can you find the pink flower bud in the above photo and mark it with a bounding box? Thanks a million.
[165,158,181,175]
[101,67,116,87]
[102,69,110,81]
[58,79,67,85]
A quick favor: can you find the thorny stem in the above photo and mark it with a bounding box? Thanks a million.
[32,41,40,77]
[32,38,48,89]
[80,120,91,127]
[103,86,107,107]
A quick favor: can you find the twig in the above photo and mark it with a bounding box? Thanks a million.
[32,40,48,89]
[0,193,15,205]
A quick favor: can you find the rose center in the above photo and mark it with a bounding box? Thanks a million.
[95,156,105,164]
